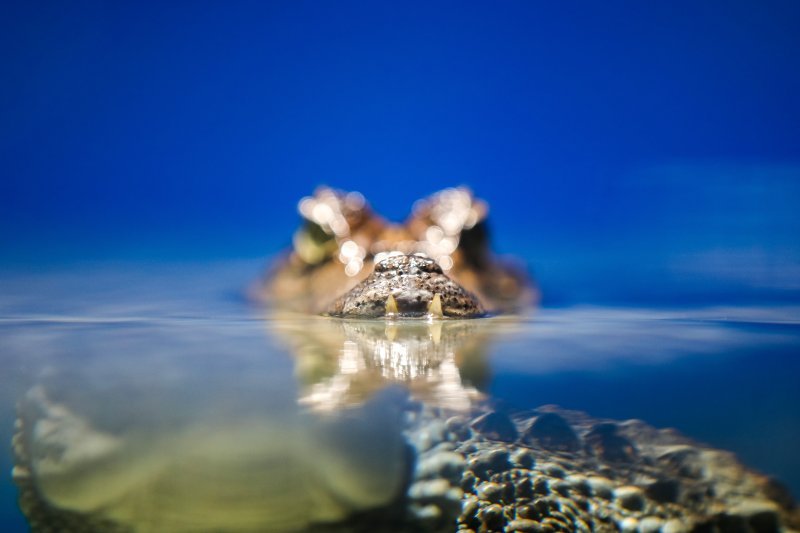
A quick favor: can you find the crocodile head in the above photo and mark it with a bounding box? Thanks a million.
[260,187,534,316]
[327,254,485,318]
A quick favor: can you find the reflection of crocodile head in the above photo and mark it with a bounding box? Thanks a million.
[271,315,503,411]
[258,187,535,316]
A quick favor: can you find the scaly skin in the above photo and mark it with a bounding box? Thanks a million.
[327,254,485,318]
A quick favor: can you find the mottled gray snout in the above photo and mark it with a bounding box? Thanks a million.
[327,255,485,318]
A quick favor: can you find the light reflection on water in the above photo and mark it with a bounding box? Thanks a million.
[1,265,799,531]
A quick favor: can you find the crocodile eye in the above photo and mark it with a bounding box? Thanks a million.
[292,187,371,266]
[292,220,338,265]
[409,188,489,264]
[457,218,490,269]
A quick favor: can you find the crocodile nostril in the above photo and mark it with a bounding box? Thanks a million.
[327,255,484,318]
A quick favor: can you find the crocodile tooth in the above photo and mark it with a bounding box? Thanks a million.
[428,293,443,318]
[385,294,399,316]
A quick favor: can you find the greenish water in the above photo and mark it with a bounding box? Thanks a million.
[1,261,799,531]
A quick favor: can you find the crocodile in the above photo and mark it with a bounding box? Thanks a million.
[11,188,800,533]
[258,187,535,318]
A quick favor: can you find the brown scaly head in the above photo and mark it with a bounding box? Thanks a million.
[260,186,535,316]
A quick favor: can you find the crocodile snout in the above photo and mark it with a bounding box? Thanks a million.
[326,254,485,318]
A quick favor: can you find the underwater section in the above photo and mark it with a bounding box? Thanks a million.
[2,265,799,531]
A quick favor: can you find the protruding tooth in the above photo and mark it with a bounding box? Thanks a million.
[385,294,399,316]
[428,293,443,318]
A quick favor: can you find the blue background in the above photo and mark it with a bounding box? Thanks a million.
[1,4,800,529]
[2,1,800,305]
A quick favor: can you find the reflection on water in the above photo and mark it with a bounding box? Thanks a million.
[1,269,799,531]
[272,314,502,411]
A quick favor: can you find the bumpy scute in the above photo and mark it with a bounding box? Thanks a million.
[327,255,485,318]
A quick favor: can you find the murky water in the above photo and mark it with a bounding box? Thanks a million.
[1,261,799,531]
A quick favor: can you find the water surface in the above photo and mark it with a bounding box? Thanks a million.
[1,261,799,531]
